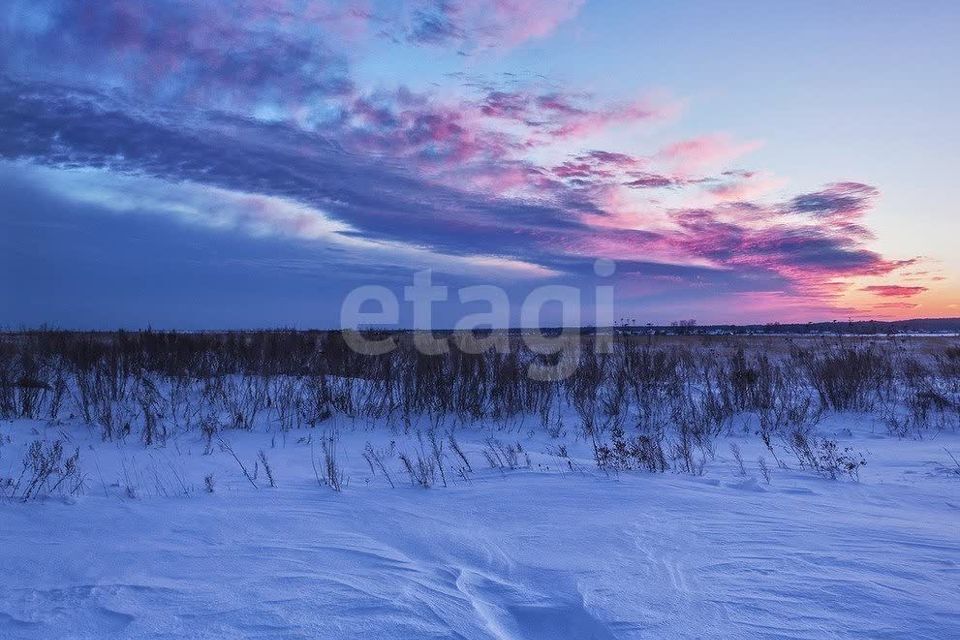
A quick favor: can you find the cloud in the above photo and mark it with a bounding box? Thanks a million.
[784,182,878,218]
[1,0,355,121]
[780,182,881,241]
[859,284,928,297]
[403,0,584,48]
[624,173,681,189]
[0,80,581,264]
[581,150,641,167]
[551,151,641,181]
[1,77,922,313]
[707,171,785,201]
[0,0,934,325]
[657,134,762,176]
[658,202,912,299]
[871,301,920,312]
[405,1,464,44]
[3,160,559,281]
[475,88,672,140]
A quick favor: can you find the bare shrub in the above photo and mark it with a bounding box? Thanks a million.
[795,342,893,412]
[398,450,436,488]
[786,429,866,481]
[164,375,201,434]
[482,437,529,472]
[883,355,958,436]
[217,375,268,430]
[0,330,950,485]
[269,376,303,431]
[200,414,218,455]
[447,431,472,473]
[729,443,746,476]
[758,456,771,484]
[593,425,668,473]
[258,450,276,488]
[313,433,346,492]
[362,442,396,488]
[757,372,821,436]
[299,374,333,427]
[217,435,258,489]
[6,440,84,502]
[426,430,447,487]
[134,374,167,447]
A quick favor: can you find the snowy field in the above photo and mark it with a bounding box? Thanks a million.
[2,413,959,639]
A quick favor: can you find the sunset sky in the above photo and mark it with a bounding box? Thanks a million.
[2,1,957,328]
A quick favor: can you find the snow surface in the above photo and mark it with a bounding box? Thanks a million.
[1,416,959,639]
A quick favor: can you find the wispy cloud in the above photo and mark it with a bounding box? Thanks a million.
[859,284,928,297]
[403,0,585,48]
[657,134,762,176]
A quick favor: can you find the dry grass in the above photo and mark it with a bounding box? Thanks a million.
[0,330,956,481]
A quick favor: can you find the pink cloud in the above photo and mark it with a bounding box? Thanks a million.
[871,301,920,311]
[708,171,785,201]
[657,134,762,176]
[476,88,673,141]
[551,151,642,181]
[625,173,678,189]
[551,97,668,138]
[859,284,928,297]
[582,150,641,167]
[407,0,585,48]
[485,0,585,46]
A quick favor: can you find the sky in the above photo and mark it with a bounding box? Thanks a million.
[1,0,958,329]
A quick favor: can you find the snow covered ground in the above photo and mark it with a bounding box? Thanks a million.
[1,416,959,639]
